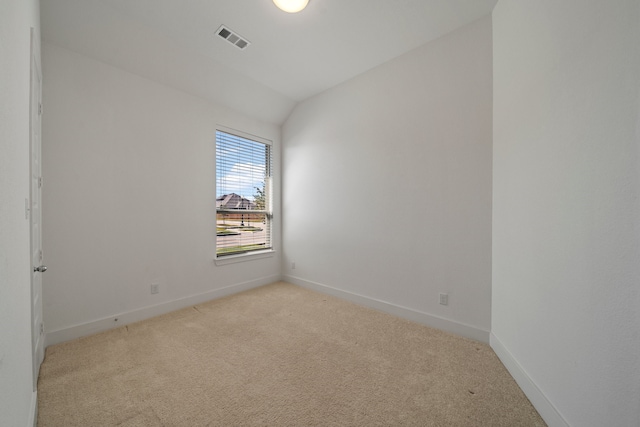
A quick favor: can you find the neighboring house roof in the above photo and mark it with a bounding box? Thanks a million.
[216,193,256,210]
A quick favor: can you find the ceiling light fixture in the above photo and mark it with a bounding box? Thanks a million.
[273,0,309,13]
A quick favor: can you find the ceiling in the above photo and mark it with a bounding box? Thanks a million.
[41,0,497,124]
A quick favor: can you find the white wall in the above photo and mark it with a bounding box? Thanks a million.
[42,43,281,344]
[0,0,40,425]
[282,17,493,341]
[492,1,640,426]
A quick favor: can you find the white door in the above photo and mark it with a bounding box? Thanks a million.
[30,28,45,391]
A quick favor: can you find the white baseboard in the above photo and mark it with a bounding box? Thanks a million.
[490,332,569,427]
[46,275,282,346]
[283,274,490,343]
[29,390,37,427]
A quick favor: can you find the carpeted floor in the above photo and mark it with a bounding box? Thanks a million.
[37,282,546,426]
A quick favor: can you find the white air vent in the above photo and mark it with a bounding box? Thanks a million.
[216,25,250,50]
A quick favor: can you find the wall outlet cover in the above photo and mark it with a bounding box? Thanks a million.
[439,293,449,306]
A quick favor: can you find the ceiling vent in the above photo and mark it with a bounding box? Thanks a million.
[216,25,250,50]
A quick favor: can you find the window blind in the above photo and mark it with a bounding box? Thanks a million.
[216,130,272,256]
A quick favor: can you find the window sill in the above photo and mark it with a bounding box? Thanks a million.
[214,249,275,266]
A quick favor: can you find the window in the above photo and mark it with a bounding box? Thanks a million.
[216,129,272,257]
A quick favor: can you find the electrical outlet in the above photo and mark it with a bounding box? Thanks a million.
[291,262,296,270]
[439,293,449,306]
[151,283,160,294]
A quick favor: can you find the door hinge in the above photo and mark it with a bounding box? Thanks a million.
[39,250,43,262]
[25,198,30,219]
[40,323,44,335]
[38,176,42,188]
[39,103,42,115]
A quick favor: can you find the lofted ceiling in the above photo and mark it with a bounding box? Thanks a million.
[41,0,497,124]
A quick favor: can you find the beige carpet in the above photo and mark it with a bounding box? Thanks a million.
[37,282,545,426]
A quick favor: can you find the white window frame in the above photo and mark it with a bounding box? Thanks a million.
[214,126,274,263]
